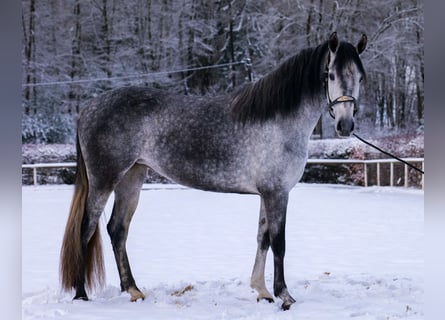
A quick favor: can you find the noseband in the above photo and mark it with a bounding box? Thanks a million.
[328,95,357,119]
[324,54,358,119]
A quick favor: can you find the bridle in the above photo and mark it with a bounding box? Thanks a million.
[328,96,357,119]
[324,53,358,119]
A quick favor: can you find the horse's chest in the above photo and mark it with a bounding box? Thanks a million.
[243,135,308,190]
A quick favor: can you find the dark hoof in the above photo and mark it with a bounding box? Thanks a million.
[74,287,89,301]
[73,295,89,301]
[257,296,275,303]
[281,301,292,311]
[281,297,296,311]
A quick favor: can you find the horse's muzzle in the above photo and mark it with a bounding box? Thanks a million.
[336,118,355,137]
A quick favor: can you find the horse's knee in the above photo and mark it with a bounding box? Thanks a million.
[268,221,286,256]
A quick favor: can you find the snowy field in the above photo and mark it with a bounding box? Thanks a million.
[22,184,423,320]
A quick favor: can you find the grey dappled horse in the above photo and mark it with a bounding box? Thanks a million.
[60,32,367,310]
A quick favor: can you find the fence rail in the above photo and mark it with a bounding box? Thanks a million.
[22,158,424,188]
[22,162,77,186]
[305,157,424,188]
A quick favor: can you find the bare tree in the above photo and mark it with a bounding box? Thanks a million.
[21,0,424,143]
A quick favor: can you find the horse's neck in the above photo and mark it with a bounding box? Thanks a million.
[287,96,325,140]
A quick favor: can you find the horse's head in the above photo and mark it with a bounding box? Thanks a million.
[325,32,367,137]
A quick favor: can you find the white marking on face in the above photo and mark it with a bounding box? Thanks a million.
[327,54,363,136]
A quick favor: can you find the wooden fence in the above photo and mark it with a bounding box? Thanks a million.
[305,158,424,188]
[22,158,424,188]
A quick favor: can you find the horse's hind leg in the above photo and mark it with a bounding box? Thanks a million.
[251,198,274,303]
[74,186,112,300]
[107,163,147,302]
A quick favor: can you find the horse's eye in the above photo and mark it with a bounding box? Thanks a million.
[329,73,335,81]
[359,76,364,83]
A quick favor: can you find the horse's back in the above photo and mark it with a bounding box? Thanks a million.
[78,86,167,129]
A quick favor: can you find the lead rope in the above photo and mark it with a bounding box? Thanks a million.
[352,133,424,174]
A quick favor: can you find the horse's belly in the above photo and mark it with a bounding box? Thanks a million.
[138,155,258,194]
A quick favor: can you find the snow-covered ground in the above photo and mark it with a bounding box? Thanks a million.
[22,184,423,319]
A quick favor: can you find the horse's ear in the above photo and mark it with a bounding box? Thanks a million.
[328,32,339,53]
[356,34,367,54]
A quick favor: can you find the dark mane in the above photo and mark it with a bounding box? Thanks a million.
[230,42,330,123]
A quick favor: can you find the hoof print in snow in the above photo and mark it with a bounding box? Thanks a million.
[171,284,194,297]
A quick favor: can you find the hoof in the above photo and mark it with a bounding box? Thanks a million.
[254,287,275,304]
[73,295,88,301]
[280,297,296,311]
[281,301,292,311]
[73,287,89,301]
[128,287,145,302]
[257,296,275,303]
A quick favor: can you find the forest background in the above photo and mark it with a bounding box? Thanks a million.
[21,0,424,143]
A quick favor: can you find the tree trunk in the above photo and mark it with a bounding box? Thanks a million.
[228,0,236,88]
[69,0,82,114]
[23,0,36,115]
[101,0,112,79]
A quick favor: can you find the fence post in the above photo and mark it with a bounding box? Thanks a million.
[390,162,394,187]
[422,161,424,190]
[364,163,368,187]
[376,162,380,186]
[33,167,37,186]
[404,164,409,188]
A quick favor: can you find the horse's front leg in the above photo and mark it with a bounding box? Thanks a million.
[251,198,274,303]
[262,190,296,310]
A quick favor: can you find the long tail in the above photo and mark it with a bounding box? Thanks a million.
[60,136,105,292]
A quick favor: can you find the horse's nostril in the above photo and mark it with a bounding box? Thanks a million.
[336,122,342,133]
